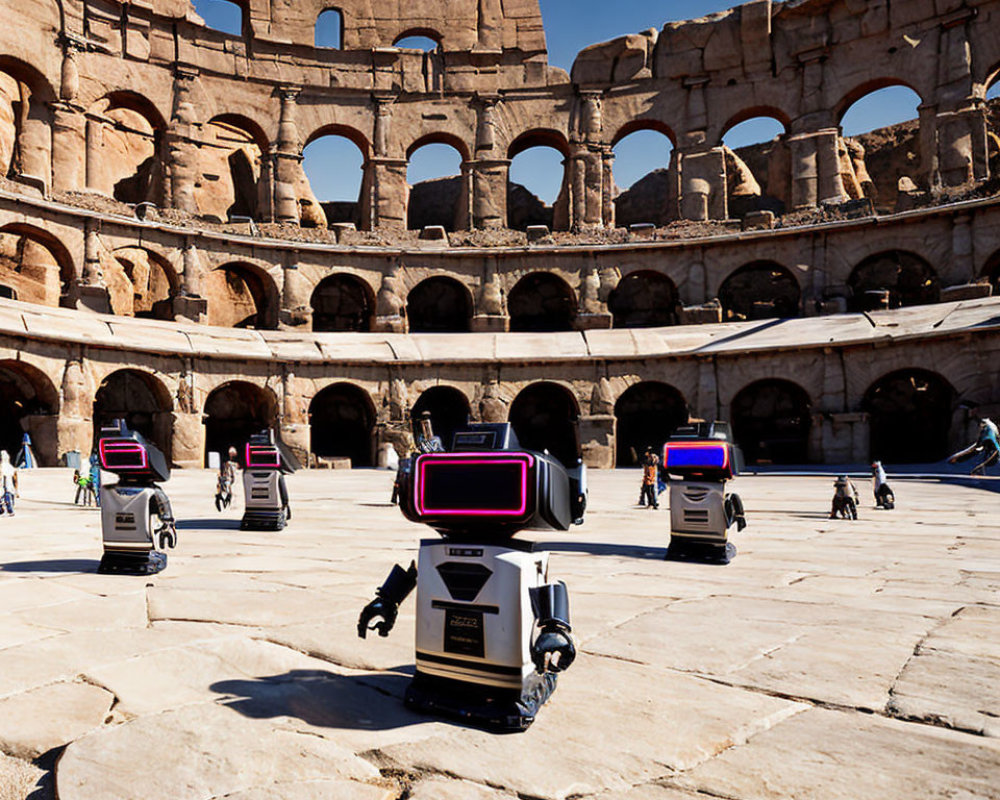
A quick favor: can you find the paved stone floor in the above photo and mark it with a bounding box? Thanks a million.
[0,468,998,800]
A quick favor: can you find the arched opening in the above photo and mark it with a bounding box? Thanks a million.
[509,382,581,468]
[302,129,369,228]
[316,8,343,48]
[204,262,278,329]
[407,137,467,231]
[0,58,56,186]
[93,370,173,461]
[731,379,812,465]
[721,113,789,218]
[988,76,1000,101]
[838,83,924,209]
[612,123,676,229]
[0,286,15,300]
[311,273,374,332]
[0,360,58,466]
[309,383,375,467]
[507,131,570,231]
[0,224,72,307]
[192,0,247,37]
[983,249,1000,294]
[195,115,268,223]
[608,270,679,328]
[848,251,939,311]
[863,370,955,463]
[508,272,576,333]
[393,31,441,51]
[614,382,688,467]
[411,386,471,451]
[86,92,166,204]
[106,247,178,320]
[203,381,278,466]
[718,261,801,322]
[407,276,472,333]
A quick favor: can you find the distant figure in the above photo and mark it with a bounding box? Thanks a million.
[949,418,1000,476]
[640,447,659,510]
[830,474,859,520]
[415,411,445,454]
[871,461,895,509]
[75,470,95,507]
[89,453,102,508]
[215,446,239,511]
[0,450,18,515]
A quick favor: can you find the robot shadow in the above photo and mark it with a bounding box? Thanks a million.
[0,558,101,573]
[538,541,670,560]
[209,668,460,732]
[176,518,242,531]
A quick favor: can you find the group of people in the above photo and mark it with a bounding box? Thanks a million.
[72,455,102,507]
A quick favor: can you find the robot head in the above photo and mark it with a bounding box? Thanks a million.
[244,429,300,474]
[400,423,586,538]
[663,422,741,481]
[98,420,170,483]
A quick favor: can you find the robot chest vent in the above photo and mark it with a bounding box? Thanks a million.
[436,562,493,602]
[683,488,710,502]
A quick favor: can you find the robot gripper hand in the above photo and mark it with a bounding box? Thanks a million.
[530,581,576,674]
[358,561,417,639]
[157,523,177,550]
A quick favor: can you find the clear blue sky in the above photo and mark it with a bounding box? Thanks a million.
[191,0,977,203]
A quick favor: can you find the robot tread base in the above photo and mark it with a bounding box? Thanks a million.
[404,670,557,733]
[240,511,287,531]
[666,539,735,565]
[97,550,167,576]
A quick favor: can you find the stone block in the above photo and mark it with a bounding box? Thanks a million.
[679,303,723,325]
[470,314,509,333]
[742,210,775,231]
[940,283,993,302]
[526,225,551,242]
[330,222,356,243]
[629,222,656,238]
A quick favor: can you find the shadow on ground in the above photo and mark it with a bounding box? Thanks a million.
[176,518,242,531]
[0,558,99,573]
[538,541,669,560]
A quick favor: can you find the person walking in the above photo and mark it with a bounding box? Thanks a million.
[0,450,18,516]
[215,446,239,511]
[949,418,1000,476]
[89,453,102,508]
[640,448,659,510]
[871,460,895,509]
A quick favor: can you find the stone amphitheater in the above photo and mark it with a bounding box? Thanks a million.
[0,0,999,470]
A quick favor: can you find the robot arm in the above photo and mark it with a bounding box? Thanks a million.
[529,581,576,674]
[151,488,177,550]
[358,561,418,639]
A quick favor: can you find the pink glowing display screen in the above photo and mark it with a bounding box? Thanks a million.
[245,444,281,469]
[415,453,534,517]
[99,439,149,471]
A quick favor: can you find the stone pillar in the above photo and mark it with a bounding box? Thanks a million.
[470,95,508,229]
[471,257,508,332]
[815,129,848,204]
[280,367,310,465]
[788,132,818,211]
[73,221,111,313]
[373,265,407,332]
[933,106,982,188]
[49,46,84,194]
[601,149,615,227]
[580,414,615,469]
[165,68,199,214]
[18,101,51,192]
[577,262,611,329]
[280,255,312,328]
[694,358,718,422]
[477,0,502,50]
[171,360,204,468]
[274,87,302,225]
[174,238,207,323]
[678,144,727,221]
[370,158,409,229]
[58,357,92,461]
[951,212,974,284]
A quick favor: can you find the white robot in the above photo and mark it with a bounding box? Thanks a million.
[96,420,176,575]
[358,422,587,731]
[240,429,299,531]
[663,422,746,564]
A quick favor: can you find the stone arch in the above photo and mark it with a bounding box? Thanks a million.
[0,358,59,466]
[0,222,74,307]
[608,270,679,328]
[302,125,372,228]
[309,382,375,467]
[204,261,280,329]
[509,381,581,468]
[107,247,179,320]
[718,261,801,322]
[406,133,470,231]
[614,381,689,467]
[93,369,174,461]
[611,121,676,229]
[718,110,791,217]
[506,129,571,231]
[731,379,812,465]
[203,381,279,467]
[719,107,792,141]
[848,250,939,311]
[407,276,472,333]
[393,29,443,50]
[198,0,250,38]
[196,114,270,223]
[834,79,924,125]
[863,369,955,463]
[411,385,471,451]
[508,272,577,332]
[311,273,375,332]
[0,56,55,186]
[86,91,167,204]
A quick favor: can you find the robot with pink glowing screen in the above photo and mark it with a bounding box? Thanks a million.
[358,422,587,731]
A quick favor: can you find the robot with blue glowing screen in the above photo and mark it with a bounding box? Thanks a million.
[96,419,177,575]
[663,422,746,563]
[358,421,587,731]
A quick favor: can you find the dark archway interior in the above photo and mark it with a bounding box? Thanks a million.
[849,252,940,311]
[407,278,471,333]
[311,274,373,332]
[731,380,812,464]
[864,370,954,463]
[224,266,270,329]
[411,387,471,450]
[719,262,801,322]
[509,383,580,468]
[609,271,679,328]
[985,249,1000,295]
[614,382,689,466]
[508,273,576,333]
[0,365,51,463]
[310,384,374,467]
[204,382,276,466]
[93,370,171,459]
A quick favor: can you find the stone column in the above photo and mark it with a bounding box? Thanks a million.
[72,221,111,313]
[174,238,208,323]
[273,87,302,225]
[368,94,407,230]
[57,356,92,461]
[576,262,611,329]
[49,46,84,194]
[601,149,616,227]
[788,132,818,211]
[933,106,982,188]
[171,359,204,468]
[165,68,199,214]
[470,96,508,229]
[477,0,502,50]
[280,254,312,328]
[281,367,310,465]
[815,129,848,204]
[471,257,508,332]
[373,265,407,332]
[678,142,727,221]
